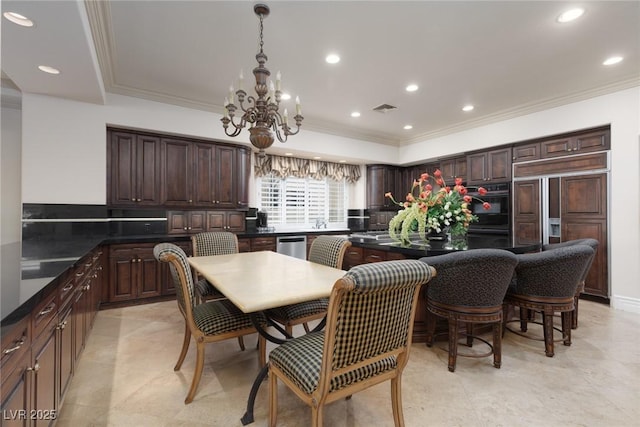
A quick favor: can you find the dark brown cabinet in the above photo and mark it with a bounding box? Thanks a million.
[167,211,207,234]
[467,147,512,185]
[368,211,396,231]
[540,128,610,159]
[560,173,608,297]
[206,211,246,233]
[367,165,398,209]
[512,143,541,163]
[108,131,161,206]
[108,128,250,209]
[513,180,541,245]
[236,147,251,208]
[1,317,31,427]
[108,244,163,303]
[250,236,276,252]
[1,249,103,426]
[439,156,467,182]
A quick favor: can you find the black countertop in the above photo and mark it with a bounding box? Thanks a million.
[348,234,540,258]
[1,229,350,325]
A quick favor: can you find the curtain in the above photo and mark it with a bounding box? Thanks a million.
[254,154,361,183]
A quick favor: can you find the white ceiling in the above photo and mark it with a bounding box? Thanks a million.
[2,1,639,146]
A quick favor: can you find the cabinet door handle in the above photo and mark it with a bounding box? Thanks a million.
[131,198,136,201]
[38,303,56,317]
[183,227,188,230]
[57,320,68,330]
[188,227,192,230]
[188,199,193,203]
[27,363,40,372]
[3,337,25,355]
[62,284,74,292]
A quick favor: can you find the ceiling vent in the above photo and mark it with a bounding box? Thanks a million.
[372,103,397,113]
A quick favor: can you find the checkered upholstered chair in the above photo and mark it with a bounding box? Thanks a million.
[542,238,599,329]
[153,243,266,404]
[419,249,518,372]
[267,236,351,337]
[268,260,436,427]
[503,244,594,357]
[191,232,239,301]
[192,232,248,350]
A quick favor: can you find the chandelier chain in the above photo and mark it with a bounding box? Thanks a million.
[258,13,264,54]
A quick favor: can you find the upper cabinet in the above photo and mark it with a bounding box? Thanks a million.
[467,147,512,185]
[439,156,467,183]
[108,128,251,209]
[108,131,162,206]
[367,165,399,209]
[540,128,610,159]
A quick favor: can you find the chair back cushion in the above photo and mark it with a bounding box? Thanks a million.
[419,249,518,307]
[330,260,434,370]
[512,245,595,298]
[154,243,196,311]
[192,232,238,256]
[308,236,351,269]
[542,238,599,283]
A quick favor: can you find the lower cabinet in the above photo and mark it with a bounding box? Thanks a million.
[108,244,163,303]
[107,242,192,304]
[0,247,103,427]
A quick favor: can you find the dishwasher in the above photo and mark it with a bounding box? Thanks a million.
[276,235,307,260]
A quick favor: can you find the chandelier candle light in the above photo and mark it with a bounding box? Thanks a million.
[221,3,303,156]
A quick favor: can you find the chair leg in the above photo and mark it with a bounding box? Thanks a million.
[572,294,580,329]
[562,312,572,346]
[237,336,245,351]
[303,322,311,333]
[502,304,509,338]
[269,366,278,427]
[285,325,293,338]
[519,307,529,332]
[542,310,555,357]
[448,317,459,372]
[175,321,191,371]
[185,342,205,404]
[466,323,474,347]
[425,309,437,347]
[493,320,502,369]
[391,375,405,427]
[258,335,267,368]
[311,405,323,427]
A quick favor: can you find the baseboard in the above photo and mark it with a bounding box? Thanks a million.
[610,295,640,314]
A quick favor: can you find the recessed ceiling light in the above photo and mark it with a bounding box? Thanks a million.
[339,160,347,163]
[403,125,413,130]
[284,152,293,156]
[3,11,34,27]
[405,84,419,92]
[557,8,584,23]
[325,54,340,64]
[603,56,623,66]
[462,105,474,112]
[351,111,361,118]
[313,156,322,160]
[281,93,291,100]
[38,65,60,75]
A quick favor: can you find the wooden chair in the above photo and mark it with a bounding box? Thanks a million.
[420,249,518,372]
[542,238,599,329]
[268,260,436,427]
[503,244,594,357]
[153,243,266,404]
[267,236,351,336]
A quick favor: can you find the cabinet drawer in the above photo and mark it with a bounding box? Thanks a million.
[1,316,30,376]
[344,246,364,269]
[32,292,58,340]
[251,237,276,251]
[238,238,251,253]
[364,249,386,263]
[58,272,77,309]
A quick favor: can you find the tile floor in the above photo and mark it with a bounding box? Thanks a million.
[57,299,640,427]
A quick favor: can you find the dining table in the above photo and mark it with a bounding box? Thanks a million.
[187,250,347,425]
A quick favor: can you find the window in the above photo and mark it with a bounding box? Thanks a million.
[258,174,348,228]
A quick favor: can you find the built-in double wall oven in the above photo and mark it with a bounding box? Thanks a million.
[467,182,511,235]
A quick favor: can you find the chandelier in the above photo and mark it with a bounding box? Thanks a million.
[221,3,303,157]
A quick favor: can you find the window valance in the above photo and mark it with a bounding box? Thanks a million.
[254,154,361,183]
